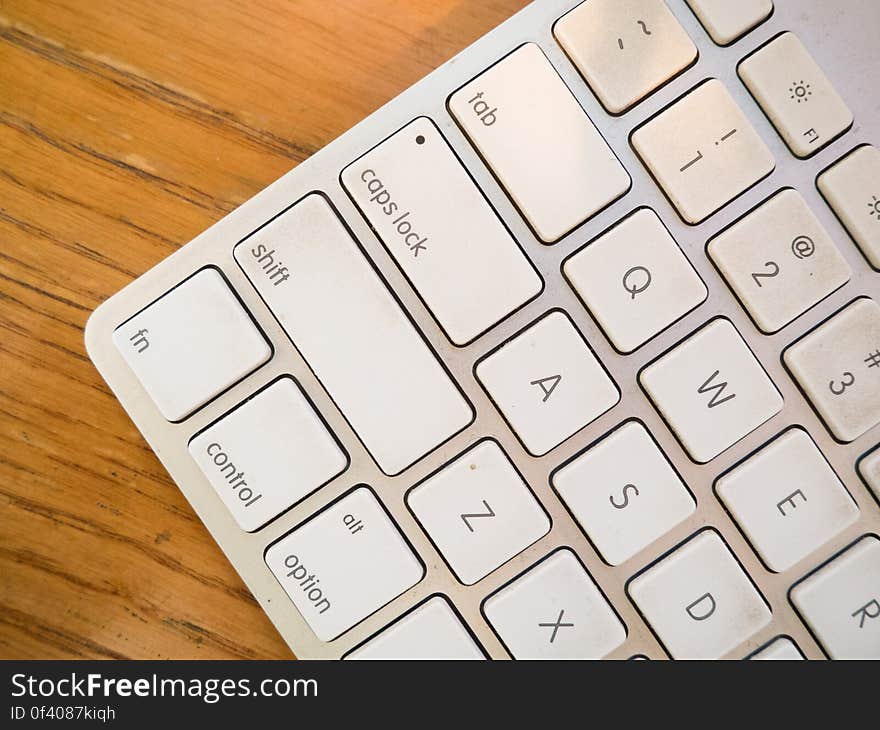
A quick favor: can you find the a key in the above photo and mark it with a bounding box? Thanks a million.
[791,535,880,659]
[475,311,619,456]
[783,298,880,442]
[406,440,550,585]
[448,43,631,243]
[264,487,424,641]
[347,596,484,660]
[715,428,859,572]
[748,636,805,660]
[341,117,541,345]
[640,318,783,463]
[188,378,348,532]
[628,530,771,658]
[553,421,695,566]
[564,208,707,353]
[553,0,697,114]
[859,447,880,502]
[483,549,626,659]
[112,268,271,422]
[739,33,853,158]
[707,189,851,333]
[631,79,775,223]
[234,193,472,476]
[685,0,773,46]
[817,145,880,270]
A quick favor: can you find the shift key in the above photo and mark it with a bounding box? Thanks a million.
[341,117,542,345]
[234,193,473,475]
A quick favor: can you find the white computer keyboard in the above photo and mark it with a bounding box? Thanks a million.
[85,0,880,659]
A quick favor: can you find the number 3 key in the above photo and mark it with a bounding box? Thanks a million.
[784,298,880,441]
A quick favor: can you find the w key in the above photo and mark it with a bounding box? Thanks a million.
[640,318,783,462]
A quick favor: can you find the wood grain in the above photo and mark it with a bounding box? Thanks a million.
[0,0,527,659]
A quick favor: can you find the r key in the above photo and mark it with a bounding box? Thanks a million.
[791,535,880,659]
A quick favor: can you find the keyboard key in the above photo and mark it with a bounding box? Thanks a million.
[448,43,630,242]
[783,298,880,442]
[475,311,619,456]
[554,0,697,114]
[685,0,772,45]
[265,487,424,641]
[564,208,707,353]
[234,194,472,475]
[631,79,775,223]
[341,117,541,345]
[707,189,851,333]
[347,596,484,659]
[859,447,880,502]
[716,428,859,572]
[484,549,626,659]
[817,145,880,269]
[189,378,347,531]
[406,441,550,585]
[553,421,695,566]
[628,530,771,658]
[748,636,805,660]
[112,268,271,422]
[791,536,880,659]
[640,318,783,463]
[739,33,853,158]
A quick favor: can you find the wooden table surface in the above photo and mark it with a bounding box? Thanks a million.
[0,0,527,659]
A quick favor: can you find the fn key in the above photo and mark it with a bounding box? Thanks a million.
[113,268,271,421]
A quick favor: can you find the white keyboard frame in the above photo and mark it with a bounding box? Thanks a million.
[85,0,880,659]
